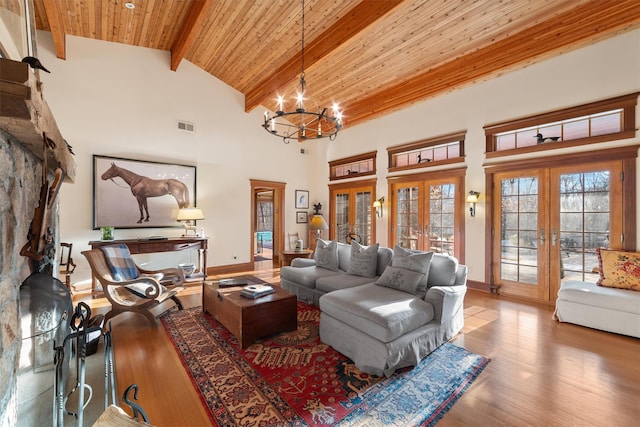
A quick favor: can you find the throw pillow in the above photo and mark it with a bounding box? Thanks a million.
[376,266,425,295]
[347,241,379,277]
[314,239,340,271]
[99,244,139,281]
[428,253,459,287]
[596,248,640,291]
[391,245,433,295]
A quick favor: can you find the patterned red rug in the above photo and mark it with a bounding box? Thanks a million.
[161,302,489,426]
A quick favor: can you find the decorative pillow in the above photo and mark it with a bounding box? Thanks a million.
[376,266,425,295]
[99,244,139,281]
[314,239,339,271]
[391,245,433,295]
[596,248,640,291]
[428,253,459,287]
[347,241,379,277]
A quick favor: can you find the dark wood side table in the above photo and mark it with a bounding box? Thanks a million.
[280,249,314,267]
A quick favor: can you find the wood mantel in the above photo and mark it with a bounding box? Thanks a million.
[0,58,75,182]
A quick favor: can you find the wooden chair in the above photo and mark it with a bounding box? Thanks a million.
[59,242,77,289]
[82,248,185,327]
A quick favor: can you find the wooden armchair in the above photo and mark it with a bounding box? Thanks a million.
[82,247,185,327]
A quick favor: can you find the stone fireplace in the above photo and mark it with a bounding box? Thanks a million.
[0,58,75,426]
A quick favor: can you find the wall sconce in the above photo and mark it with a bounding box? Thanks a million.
[465,191,480,217]
[176,207,204,236]
[373,197,385,218]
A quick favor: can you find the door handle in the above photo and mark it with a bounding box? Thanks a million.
[552,229,557,246]
[540,228,545,245]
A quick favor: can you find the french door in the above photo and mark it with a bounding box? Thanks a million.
[390,172,464,260]
[329,180,375,245]
[492,161,623,301]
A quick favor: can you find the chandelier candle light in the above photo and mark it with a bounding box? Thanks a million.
[262,0,343,143]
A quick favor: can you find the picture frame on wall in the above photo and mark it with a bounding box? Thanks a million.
[93,155,196,229]
[295,190,309,209]
[296,211,308,224]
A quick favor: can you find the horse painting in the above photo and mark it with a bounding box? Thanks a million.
[101,163,190,223]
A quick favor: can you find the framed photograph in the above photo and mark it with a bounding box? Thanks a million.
[296,211,308,224]
[295,190,309,209]
[93,155,196,229]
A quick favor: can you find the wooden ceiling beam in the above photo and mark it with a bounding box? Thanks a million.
[244,0,404,113]
[344,0,640,128]
[42,0,66,59]
[171,0,214,71]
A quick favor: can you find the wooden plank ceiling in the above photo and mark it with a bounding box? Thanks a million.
[33,0,640,130]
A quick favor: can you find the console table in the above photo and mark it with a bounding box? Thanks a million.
[88,237,208,294]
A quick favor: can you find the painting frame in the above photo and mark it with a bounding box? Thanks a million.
[296,211,308,224]
[93,155,196,229]
[295,190,309,209]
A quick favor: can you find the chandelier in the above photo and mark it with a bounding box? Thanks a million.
[262,0,343,143]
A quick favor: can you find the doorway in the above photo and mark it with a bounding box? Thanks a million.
[250,179,286,268]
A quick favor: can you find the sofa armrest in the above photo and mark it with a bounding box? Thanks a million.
[291,258,317,268]
[425,285,467,323]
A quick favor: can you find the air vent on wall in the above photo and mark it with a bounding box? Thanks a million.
[177,120,196,133]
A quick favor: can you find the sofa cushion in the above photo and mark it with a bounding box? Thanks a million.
[314,239,339,271]
[428,253,459,287]
[316,274,376,293]
[375,246,393,276]
[376,266,425,295]
[347,241,379,277]
[597,248,640,291]
[557,280,640,314]
[336,242,352,272]
[391,245,433,295]
[319,283,434,343]
[280,265,343,289]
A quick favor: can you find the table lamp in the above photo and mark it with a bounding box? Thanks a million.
[309,203,329,250]
[176,207,204,236]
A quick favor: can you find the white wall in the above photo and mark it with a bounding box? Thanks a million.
[36,30,640,285]
[330,30,640,282]
[36,33,319,282]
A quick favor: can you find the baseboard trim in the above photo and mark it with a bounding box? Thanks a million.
[467,279,491,293]
[207,262,254,276]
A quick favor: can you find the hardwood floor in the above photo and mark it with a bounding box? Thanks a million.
[77,261,640,426]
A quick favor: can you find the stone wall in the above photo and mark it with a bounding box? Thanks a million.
[0,129,55,427]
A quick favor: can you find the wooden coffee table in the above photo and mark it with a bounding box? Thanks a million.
[202,280,297,348]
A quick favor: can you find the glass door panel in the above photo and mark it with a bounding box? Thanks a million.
[354,191,372,245]
[335,192,350,243]
[395,185,420,249]
[549,163,622,299]
[493,170,548,300]
[428,183,456,255]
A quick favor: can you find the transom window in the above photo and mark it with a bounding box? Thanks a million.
[485,93,638,158]
[329,151,376,181]
[388,131,465,172]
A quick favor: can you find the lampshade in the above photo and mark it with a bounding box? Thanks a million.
[372,200,382,208]
[465,191,480,203]
[309,214,329,231]
[176,207,204,221]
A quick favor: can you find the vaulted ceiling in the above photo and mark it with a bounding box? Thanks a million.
[34,0,640,129]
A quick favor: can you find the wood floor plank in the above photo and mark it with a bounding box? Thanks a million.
[77,261,640,426]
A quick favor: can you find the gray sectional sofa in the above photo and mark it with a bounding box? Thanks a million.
[280,240,467,376]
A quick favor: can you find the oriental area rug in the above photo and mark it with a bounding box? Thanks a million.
[161,302,489,426]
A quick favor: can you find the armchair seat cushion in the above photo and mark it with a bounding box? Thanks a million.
[319,283,434,343]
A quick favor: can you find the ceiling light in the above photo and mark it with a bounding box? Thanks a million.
[262,0,343,144]
[124,2,135,10]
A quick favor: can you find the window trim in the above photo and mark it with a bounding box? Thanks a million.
[329,151,377,181]
[387,131,466,173]
[484,92,638,158]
